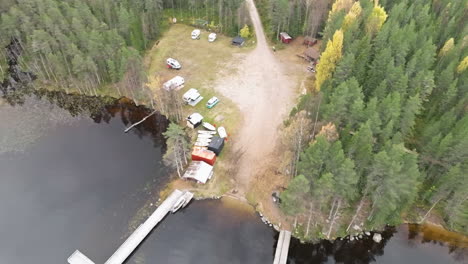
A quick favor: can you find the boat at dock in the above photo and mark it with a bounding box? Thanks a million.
[171,191,194,213]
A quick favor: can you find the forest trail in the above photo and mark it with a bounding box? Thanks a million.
[213,0,296,194]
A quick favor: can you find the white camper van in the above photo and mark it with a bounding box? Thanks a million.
[162,76,185,91]
[208,33,217,42]
[183,88,203,106]
[191,29,201,40]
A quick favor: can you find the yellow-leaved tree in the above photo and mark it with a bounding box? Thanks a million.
[342,2,362,31]
[457,56,468,73]
[366,5,388,35]
[240,24,251,39]
[315,30,344,91]
[328,0,353,20]
[439,38,454,57]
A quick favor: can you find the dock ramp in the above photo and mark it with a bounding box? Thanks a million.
[273,230,291,264]
[68,189,191,264]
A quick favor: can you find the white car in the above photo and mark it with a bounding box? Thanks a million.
[166,58,181,69]
[191,29,201,40]
[208,33,217,42]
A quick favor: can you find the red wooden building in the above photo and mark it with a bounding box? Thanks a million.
[280,32,292,44]
[191,149,216,166]
[303,36,318,46]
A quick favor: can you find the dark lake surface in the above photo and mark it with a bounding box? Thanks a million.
[0,94,466,264]
[0,94,169,263]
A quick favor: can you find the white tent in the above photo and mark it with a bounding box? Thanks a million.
[182,161,213,184]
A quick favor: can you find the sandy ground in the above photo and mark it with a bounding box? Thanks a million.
[213,0,296,194]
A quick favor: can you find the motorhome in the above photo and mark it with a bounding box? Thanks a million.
[162,76,185,91]
[183,88,203,106]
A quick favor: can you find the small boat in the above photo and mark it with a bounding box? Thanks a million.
[171,197,186,213]
[196,139,211,144]
[203,122,216,131]
[198,130,217,135]
[171,191,194,213]
[194,142,209,147]
[218,126,227,138]
[193,146,208,151]
[197,134,213,139]
[181,192,194,208]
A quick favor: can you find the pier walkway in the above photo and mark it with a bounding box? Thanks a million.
[273,230,292,264]
[68,189,190,264]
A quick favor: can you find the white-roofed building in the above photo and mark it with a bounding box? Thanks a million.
[182,161,214,184]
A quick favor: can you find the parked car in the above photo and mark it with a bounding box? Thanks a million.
[166,58,181,69]
[206,96,219,109]
[208,33,217,42]
[191,29,201,40]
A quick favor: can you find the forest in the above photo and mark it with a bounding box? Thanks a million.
[254,0,330,40]
[280,0,467,238]
[0,0,244,100]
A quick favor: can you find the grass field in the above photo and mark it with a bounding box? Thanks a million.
[145,24,256,195]
[145,24,255,135]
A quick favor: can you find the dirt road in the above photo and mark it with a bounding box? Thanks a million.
[213,0,296,194]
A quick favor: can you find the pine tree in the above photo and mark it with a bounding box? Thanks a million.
[400,94,421,137]
[280,175,310,215]
[347,121,374,184]
[163,123,190,177]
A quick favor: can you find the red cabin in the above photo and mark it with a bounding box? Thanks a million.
[303,36,318,46]
[191,149,216,166]
[280,32,292,44]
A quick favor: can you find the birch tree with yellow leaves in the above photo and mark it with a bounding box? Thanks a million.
[315,30,343,91]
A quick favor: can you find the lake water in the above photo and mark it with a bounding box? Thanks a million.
[0,94,466,264]
[0,94,169,263]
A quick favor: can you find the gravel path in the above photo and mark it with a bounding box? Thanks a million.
[213,0,296,193]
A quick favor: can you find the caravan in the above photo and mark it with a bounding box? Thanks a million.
[162,76,185,91]
[183,88,203,106]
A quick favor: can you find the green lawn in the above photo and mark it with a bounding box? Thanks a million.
[145,24,254,137]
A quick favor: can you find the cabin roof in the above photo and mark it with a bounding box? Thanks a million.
[304,47,320,60]
[182,161,213,184]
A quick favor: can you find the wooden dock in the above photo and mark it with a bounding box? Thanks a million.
[273,230,291,264]
[68,189,189,264]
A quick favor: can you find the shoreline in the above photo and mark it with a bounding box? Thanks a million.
[157,176,468,247]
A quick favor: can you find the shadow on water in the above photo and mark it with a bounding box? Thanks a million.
[286,224,467,264]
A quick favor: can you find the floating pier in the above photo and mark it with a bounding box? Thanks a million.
[273,230,292,264]
[68,189,192,264]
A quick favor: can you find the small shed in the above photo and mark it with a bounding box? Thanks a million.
[182,161,214,184]
[208,136,224,156]
[232,36,245,46]
[192,149,216,166]
[304,47,320,62]
[187,113,203,129]
[163,76,185,91]
[303,36,318,46]
[280,32,292,44]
